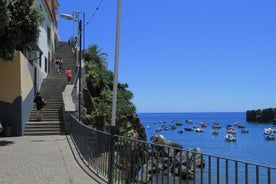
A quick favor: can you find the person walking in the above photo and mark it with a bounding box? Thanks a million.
[66,67,72,84]
[33,92,44,121]
[55,57,60,74]
[59,57,64,72]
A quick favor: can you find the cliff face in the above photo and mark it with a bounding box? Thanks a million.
[246,108,276,123]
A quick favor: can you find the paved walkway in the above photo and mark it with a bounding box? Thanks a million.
[0,135,108,184]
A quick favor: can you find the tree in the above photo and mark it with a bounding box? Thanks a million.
[0,0,43,60]
[83,44,144,140]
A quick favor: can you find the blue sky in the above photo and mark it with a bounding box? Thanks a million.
[58,0,276,113]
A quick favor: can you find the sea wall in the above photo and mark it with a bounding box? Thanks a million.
[246,108,276,123]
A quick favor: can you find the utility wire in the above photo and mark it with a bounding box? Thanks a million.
[86,0,104,27]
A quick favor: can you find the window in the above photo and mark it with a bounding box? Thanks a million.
[47,26,51,45]
[45,57,48,73]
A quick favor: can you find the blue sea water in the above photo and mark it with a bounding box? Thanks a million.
[138,112,276,168]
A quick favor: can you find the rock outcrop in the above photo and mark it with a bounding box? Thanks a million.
[246,108,276,123]
[134,135,205,183]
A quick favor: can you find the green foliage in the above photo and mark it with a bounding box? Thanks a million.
[83,44,137,135]
[0,0,44,60]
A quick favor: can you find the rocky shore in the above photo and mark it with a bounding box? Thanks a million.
[246,108,276,123]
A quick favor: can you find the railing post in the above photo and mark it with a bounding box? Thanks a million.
[108,126,115,184]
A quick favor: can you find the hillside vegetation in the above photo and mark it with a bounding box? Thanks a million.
[82,44,146,141]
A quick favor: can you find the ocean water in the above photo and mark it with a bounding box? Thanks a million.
[138,112,276,168]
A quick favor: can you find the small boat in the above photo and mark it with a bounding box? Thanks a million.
[177,130,184,134]
[185,127,194,131]
[155,127,162,132]
[263,128,276,135]
[175,120,183,126]
[146,125,151,129]
[170,125,177,130]
[226,127,236,135]
[194,127,204,132]
[212,129,219,135]
[200,122,207,127]
[265,133,275,140]
[237,124,245,128]
[225,134,236,142]
[241,128,249,133]
[212,122,221,129]
[234,122,241,126]
[163,127,169,131]
[185,119,192,123]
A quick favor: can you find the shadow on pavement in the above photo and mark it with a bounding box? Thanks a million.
[0,140,14,146]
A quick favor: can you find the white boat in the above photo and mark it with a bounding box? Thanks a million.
[225,134,236,142]
[186,120,193,124]
[194,127,204,132]
[263,128,276,135]
[155,127,162,132]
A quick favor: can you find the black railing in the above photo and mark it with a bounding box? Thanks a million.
[70,116,276,184]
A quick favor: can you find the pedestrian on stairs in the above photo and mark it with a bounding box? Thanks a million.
[55,57,60,74]
[33,92,44,121]
[66,67,72,84]
[59,57,63,71]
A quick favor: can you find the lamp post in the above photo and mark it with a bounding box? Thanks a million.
[60,11,84,121]
[108,0,122,183]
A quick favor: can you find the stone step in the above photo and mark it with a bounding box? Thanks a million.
[24,121,64,136]
[26,41,76,135]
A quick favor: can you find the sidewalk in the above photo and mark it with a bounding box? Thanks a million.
[0,135,108,184]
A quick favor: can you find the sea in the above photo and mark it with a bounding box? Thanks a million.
[137,112,276,168]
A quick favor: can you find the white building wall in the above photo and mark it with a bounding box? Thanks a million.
[33,0,57,91]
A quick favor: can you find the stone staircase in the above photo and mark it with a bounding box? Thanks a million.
[24,42,77,136]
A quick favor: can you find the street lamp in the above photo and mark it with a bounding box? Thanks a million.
[60,11,83,121]
[108,0,122,183]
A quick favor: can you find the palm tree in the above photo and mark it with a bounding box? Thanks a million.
[84,44,107,69]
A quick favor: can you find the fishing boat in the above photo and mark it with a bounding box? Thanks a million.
[225,134,236,142]
[185,119,193,124]
[263,128,276,135]
[175,120,183,126]
[155,127,162,132]
[241,128,249,133]
[184,127,194,131]
[212,122,221,129]
[212,129,218,135]
[177,130,184,134]
[265,133,275,140]
[226,127,236,135]
[200,122,207,127]
[194,127,204,132]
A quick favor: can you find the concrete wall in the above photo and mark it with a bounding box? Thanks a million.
[0,52,34,136]
[20,53,35,134]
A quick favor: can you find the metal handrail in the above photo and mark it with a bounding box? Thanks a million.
[72,66,79,88]
[70,115,276,184]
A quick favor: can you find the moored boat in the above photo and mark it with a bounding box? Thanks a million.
[194,127,204,132]
[155,127,162,132]
[226,127,236,135]
[241,128,249,133]
[265,133,275,140]
[175,120,183,126]
[212,122,221,129]
[186,120,193,124]
[185,127,194,131]
[200,122,207,127]
[212,129,218,135]
[225,134,236,142]
[177,130,184,134]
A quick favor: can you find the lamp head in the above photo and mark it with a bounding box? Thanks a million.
[60,13,74,20]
